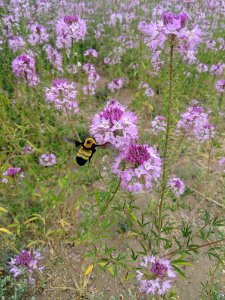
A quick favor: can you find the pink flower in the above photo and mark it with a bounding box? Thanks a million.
[39,153,57,166]
[215,80,225,93]
[45,45,63,72]
[176,102,215,142]
[197,63,208,73]
[82,85,96,96]
[167,177,185,197]
[56,16,87,49]
[210,63,225,76]
[90,99,138,150]
[162,12,189,34]
[137,256,176,296]
[112,143,161,193]
[83,63,95,74]
[2,167,23,184]
[2,167,21,177]
[206,38,216,50]
[151,116,167,135]
[218,38,225,50]
[84,48,98,58]
[82,66,100,97]
[108,78,125,93]
[23,145,35,154]
[9,249,44,284]
[138,11,202,64]
[9,36,26,52]
[45,79,79,114]
[139,82,155,97]
[88,70,100,85]
[28,23,49,46]
[12,54,39,87]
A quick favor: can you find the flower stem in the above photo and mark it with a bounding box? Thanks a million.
[164,237,225,259]
[93,179,121,229]
[218,92,223,111]
[157,35,175,252]
[168,132,186,162]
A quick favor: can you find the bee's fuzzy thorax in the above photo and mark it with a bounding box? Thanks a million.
[83,137,96,149]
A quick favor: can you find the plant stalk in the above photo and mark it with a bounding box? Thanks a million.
[157,35,175,252]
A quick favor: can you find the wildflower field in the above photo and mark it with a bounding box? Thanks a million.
[0,0,225,299]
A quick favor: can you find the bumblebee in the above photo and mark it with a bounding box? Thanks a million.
[66,137,104,166]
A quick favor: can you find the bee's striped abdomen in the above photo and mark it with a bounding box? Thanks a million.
[76,147,93,165]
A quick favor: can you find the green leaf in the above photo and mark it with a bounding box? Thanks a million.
[0,228,12,235]
[171,259,192,266]
[84,264,94,276]
[0,207,8,213]
[172,265,186,279]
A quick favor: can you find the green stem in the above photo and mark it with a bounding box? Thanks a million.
[207,140,213,174]
[168,132,186,162]
[157,35,175,252]
[218,92,223,112]
[164,237,225,260]
[93,179,121,229]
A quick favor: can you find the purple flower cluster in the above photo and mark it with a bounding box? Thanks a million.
[82,64,100,96]
[197,63,208,73]
[138,12,202,62]
[137,256,176,296]
[84,48,98,58]
[9,249,44,284]
[215,80,225,93]
[126,144,150,165]
[90,99,138,150]
[56,16,87,49]
[9,36,26,52]
[83,63,95,74]
[67,64,79,75]
[210,63,225,76]
[139,82,155,97]
[45,79,79,114]
[112,143,161,192]
[28,23,49,46]
[12,54,39,87]
[23,145,35,154]
[3,167,21,177]
[39,153,57,166]
[108,78,125,93]
[167,177,185,197]
[176,102,215,142]
[162,12,189,35]
[45,45,63,72]
[151,115,167,135]
[105,44,127,66]
[2,167,23,183]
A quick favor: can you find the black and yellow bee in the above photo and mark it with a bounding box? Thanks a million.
[66,136,106,166]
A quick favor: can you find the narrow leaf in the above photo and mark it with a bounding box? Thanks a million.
[0,228,12,234]
[84,264,94,276]
[0,207,8,213]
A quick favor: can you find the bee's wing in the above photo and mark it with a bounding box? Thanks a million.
[95,142,111,148]
[95,142,110,147]
[65,137,82,147]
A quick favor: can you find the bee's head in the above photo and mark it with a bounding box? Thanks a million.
[84,137,96,149]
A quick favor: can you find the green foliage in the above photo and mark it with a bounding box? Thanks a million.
[0,276,29,300]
